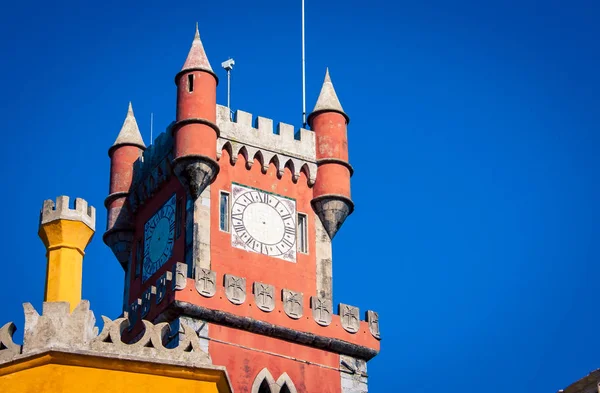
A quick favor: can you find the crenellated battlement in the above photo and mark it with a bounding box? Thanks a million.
[0,300,214,368]
[127,263,380,361]
[40,196,96,231]
[216,105,317,185]
[128,130,174,212]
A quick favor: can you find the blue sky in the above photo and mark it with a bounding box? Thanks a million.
[0,0,599,392]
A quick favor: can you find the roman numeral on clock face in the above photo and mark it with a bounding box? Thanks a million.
[230,186,297,261]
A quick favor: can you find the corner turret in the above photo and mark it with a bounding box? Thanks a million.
[104,102,145,269]
[172,23,220,200]
[38,196,96,311]
[308,69,354,240]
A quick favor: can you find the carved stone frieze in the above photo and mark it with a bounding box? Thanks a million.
[0,300,213,367]
[92,317,211,367]
[282,289,303,319]
[195,268,217,297]
[310,296,332,326]
[22,301,98,353]
[339,303,360,333]
[253,282,275,312]
[0,322,21,361]
[224,274,246,305]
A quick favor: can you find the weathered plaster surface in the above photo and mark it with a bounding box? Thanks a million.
[340,355,368,393]
[315,213,333,300]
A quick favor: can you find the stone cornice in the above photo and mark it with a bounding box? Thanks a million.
[165,300,379,361]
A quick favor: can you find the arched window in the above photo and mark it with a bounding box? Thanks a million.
[251,368,298,393]
[258,379,272,393]
[280,383,291,393]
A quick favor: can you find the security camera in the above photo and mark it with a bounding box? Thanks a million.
[221,58,235,71]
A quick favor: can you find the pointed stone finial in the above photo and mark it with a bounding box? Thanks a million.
[181,23,214,75]
[110,102,146,154]
[309,68,349,126]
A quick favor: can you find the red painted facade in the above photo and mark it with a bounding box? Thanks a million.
[211,150,317,296]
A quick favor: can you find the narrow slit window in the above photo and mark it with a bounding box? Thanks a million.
[188,74,194,92]
[297,213,308,253]
[220,192,230,232]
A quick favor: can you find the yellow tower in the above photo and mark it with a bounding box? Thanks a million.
[38,196,95,311]
[0,195,232,392]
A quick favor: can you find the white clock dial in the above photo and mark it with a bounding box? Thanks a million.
[230,184,296,262]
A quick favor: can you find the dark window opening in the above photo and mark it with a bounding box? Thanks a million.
[280,384,291,393]
[258,380,271,393]
[188,74,194,92]
[220,192,230,232]
[297,213,308,253]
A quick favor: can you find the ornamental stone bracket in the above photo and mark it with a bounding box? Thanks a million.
[311,296,333,326]
[195,268,217,298]
[282,289,303,319]
[172,262,188,291]
[141,286,157,318]
[253,282,275,312]
[339,303,360,334]
[366,311,380,339]
[0,300,212,367]
[224,274,246,305]
[156,271,173,304]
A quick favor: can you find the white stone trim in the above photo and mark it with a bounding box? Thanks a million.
[251,368,298,393]
[315,212,333,300]
[216,105,317,185]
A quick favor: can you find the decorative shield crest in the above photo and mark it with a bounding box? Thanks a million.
[141,286,156,318]
[253,282,275,312]
[155,271,172,304]
[366,310,380,339]
[195,268,217,297]
[127,299,142,331]
[339,303,359,333]
[224,274,246,305]
[310,296,332,326]
[172,262,188,291]
[282,289,303,319]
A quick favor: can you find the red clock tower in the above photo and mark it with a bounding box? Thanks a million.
[104,25,381,393]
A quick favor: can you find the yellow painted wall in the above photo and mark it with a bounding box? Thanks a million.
[0,352,230,393]
[38,219,95,311]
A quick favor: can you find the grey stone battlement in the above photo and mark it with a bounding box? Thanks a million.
[131,129,174,187]
[0,300,214,368]
[128,130,174,212]
[40,196,96,231]
[216,105,317,185]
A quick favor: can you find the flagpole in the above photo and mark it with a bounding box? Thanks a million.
[150,112,154,142]
[302,0,306,128]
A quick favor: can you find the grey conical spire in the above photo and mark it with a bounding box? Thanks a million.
[308,68,349,126]
[111,102,146,152]
[180,23,214,74]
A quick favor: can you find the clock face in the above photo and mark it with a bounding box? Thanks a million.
[231,183,297,262]
[143,194,176,281]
